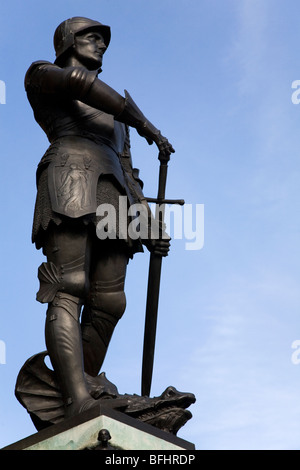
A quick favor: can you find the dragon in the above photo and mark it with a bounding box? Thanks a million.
[15,352,196,435]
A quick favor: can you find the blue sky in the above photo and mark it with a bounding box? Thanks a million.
[0,0,300,450]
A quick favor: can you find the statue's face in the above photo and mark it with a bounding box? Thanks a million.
[73,30,107,69]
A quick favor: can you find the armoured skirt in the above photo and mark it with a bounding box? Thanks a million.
[32,138,144,257]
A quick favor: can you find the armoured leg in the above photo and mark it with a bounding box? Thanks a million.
[81,243,128,377]
[38,224,96,418]
[45,293,95,417]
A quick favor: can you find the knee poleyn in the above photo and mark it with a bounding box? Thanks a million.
[36,260,88,304]
[89,291,126,320]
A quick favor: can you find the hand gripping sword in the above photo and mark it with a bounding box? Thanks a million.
[141,151,184,397]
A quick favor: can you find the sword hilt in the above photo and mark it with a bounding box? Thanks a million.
[145,197,185,206]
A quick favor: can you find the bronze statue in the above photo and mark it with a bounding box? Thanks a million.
[24,17,174,419]
[16,17,195,435]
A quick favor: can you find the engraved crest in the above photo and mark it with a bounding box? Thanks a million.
[57,163,89,212]
[48,153,97,218]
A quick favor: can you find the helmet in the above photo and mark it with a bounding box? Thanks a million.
[54,17,111,65]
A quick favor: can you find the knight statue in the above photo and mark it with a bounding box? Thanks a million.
[15,17,195,435]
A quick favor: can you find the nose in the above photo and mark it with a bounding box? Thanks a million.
[97,39,107,52]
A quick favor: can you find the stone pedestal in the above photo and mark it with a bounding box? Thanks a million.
[2,405,195,451]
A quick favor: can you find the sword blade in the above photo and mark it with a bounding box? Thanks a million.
[141,253,162,397]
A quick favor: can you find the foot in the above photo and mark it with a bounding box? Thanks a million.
[65,397,98,419]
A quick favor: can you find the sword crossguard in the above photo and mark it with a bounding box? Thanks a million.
[145,197,185,206]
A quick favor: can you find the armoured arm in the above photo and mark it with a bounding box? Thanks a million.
[86,83,175,158]
[25,62,174,157]
[25,61,123,111]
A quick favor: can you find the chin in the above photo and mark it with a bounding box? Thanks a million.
[85,59,102,70]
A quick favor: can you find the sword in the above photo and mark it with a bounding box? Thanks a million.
[141,151,184,397]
